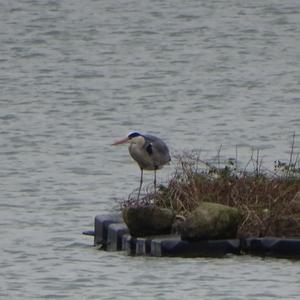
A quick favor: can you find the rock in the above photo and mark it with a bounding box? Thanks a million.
[179,202,242,241]
[122,206,175,237]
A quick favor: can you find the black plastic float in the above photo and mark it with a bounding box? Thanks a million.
[136,237,152,256]
[241,237,300,259]
[122,234,136,255]
[82,230,95,236]
[94,214,122,247]
[151,238,240,257]
[106,223,129,251]
[86,214,300,259]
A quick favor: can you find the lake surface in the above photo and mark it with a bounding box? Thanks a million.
[1,0,300,299]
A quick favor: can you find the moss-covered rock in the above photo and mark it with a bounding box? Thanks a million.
[179,202,243,241]
[122,206,175,237]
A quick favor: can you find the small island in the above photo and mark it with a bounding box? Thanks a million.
[87,147,300,259]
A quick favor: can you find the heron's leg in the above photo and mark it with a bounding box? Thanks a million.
[154,169,157,194]
[137,168,143,200]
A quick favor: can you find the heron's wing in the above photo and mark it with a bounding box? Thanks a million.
[144,135,170,154]
[143,135,171,168]
[145,143,153,155]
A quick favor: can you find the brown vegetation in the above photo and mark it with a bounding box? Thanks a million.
[122,138,300,238]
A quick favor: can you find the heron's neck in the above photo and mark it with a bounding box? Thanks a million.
[129,135,145,146]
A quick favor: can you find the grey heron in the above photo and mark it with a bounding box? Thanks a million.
[112,131,171,199]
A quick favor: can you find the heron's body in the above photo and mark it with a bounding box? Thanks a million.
[112,131,171,199]
[129,134,170,171]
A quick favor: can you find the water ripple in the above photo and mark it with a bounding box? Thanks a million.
[1,0,300,299]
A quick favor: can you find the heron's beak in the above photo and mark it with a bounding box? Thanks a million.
[112,137,129,146]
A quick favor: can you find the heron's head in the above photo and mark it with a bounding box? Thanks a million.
[112,131,145,146]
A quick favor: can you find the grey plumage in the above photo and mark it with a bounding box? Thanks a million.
[112,131,171,199]
[129,134,171,171]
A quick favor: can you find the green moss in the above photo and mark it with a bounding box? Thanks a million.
[179,202,243,241]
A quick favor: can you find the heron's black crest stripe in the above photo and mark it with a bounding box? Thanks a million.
[146,143,153,155]
[128,132,141,139]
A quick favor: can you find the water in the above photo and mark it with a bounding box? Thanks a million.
[1,0,300,299]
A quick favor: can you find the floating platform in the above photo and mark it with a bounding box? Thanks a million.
[82,214,300,259]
